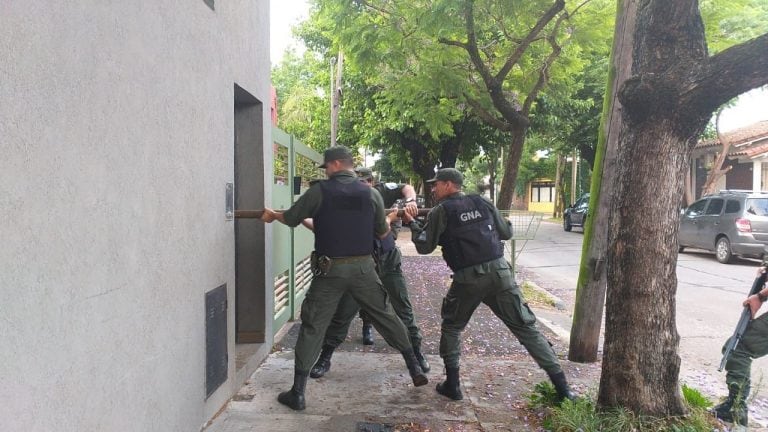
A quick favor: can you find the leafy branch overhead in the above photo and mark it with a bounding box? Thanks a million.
[311,0,613,208]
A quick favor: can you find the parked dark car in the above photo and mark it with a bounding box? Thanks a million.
[564,193,590,232]
[679,190,768,263]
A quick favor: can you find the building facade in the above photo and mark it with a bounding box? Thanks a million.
[1,2,273,430]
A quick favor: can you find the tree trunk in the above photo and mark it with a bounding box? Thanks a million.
[496,128,527,209]
[599,119,691,415]
[683,167,694,206]
[487,150,498,205]
[700,110,733,196]
[400,134,460,208]
[553,155,563,218]
[598,0,768,416]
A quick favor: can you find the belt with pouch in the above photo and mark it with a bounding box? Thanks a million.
[329,254,371,263]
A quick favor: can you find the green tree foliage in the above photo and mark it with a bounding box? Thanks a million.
[514,134,558,196]
[701,0,768,53]
[271,49,332,151]
[309,0,616,208]
[274,15,470,191]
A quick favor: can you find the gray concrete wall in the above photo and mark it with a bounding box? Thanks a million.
[0,1,272,431]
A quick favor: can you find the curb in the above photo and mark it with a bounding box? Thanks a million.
[522,280,572,343]
[533,312,572,343]
[523,280,566,311]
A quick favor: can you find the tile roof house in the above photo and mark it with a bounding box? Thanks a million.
[690,120,768,198]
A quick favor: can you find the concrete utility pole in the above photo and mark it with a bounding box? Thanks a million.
[330,52,344,147]
[568,0,638,362]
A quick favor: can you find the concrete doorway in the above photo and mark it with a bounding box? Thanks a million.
[233,84,266,372]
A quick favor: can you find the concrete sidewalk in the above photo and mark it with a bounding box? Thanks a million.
[204,232,599,432]
[204,349,599,432]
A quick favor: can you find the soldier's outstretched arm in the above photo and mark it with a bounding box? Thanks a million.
[407,206,444,255]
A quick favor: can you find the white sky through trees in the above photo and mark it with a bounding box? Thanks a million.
[269,1,766,132]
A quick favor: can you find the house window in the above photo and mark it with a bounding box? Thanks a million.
[531,181,555,203]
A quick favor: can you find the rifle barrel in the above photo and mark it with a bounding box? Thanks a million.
[234,210,265,219]
[719,271,767,371]
[387,208,432,217]
[719,309,751,371]
[235,208,431,219]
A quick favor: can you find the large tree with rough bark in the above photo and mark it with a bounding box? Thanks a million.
[599,0,768,415]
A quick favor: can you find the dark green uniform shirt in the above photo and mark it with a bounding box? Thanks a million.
[282,170,389,237]
[374,182,407,208]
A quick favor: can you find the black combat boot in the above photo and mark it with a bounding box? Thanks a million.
[732,403,749,427]
[436,366,463,400]
[277,369,308,411]
[714,384,749,426]
[713,388,736,421]
[309,345,335,379]
[362,323,375,345]
[718,399,750,427]
[413,345,430,373]
[401,348,428,387]
[548,371,577,402]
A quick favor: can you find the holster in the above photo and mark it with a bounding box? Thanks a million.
[311,251,332,276]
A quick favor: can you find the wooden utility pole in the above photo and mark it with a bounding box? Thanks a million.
[568,0,638,363]
[330,52,344,147]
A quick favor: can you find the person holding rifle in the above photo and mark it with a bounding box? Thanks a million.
[355,167,420,346]
[308,168,429,379]
[259,146,428,411]
[714,264,768,427]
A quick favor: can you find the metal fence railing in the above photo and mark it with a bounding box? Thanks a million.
[499,210,544,272]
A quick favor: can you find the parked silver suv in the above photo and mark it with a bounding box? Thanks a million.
[679,190,768,263]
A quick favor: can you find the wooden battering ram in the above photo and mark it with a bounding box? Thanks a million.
[234,208,432,219]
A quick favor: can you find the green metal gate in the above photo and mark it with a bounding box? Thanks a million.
[271,128,323,334]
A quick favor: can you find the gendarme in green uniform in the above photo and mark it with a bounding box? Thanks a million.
[263,146,428,411]
[308,168,428,379]
[281,171,414,370]
[714,265,768,426]
[718,314,768,426]
[405,167,575,402]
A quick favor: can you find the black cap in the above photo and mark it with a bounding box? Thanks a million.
[319,146,354,168]
[355,167,373,181]
[426,168,463,185]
